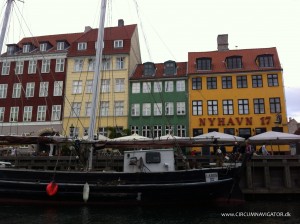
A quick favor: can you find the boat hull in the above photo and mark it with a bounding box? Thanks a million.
[0,167,242,205]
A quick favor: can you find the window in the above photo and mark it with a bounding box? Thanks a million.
[132,83,140,93]
[165,125,174,135]
[165,102,174,115]
[12,83,21,98]
[196,57,211,70]
[51,105,61,120]
[41,59,50,73]
[177,102,186,115]
[193,128,203,137]
[153,125,162,138]
[146,152,161,164]
[226,56,242,69]
[207,100,218,115]
[0,107,4,122]
[114,40,123,48]
[0,84,8,98]
[15,61,24,74]
[257,55,274,68]
[115,78,124,92]
[53,81,63,96]
[85,102,92,116]
[254,98,265,114]
[23,44,31,53]
[268,74,279,86]
[222,76,232,89]
[131,104,140,116]
[142,125,151,138]
[143,62,155,76]
[192,77,202,90]
[40,43,47,52]
[57,42,65,50]
[37,106,46,121]
[165,81,173,92]
[102,58,111,70]
[142,82,151,93]
[164,61,176,75]
[71,102,81,117]
[223,100,233,115]
[154,103,162,116]
[224,128,235,135]
[23,106,32,122]
[238,99,249,114]
[39,82,49,97]
[72,81,82,94]
[236,76,247,88]
[116,57,125,69]
[177,125,186,137]
[77,42,87,50]
[10,107,19,122]
[100,101,109,116]
[25,82,35,97]
[131,126,139,135]
[55,59,65,72]
[142,103,151,116]
[153,81,162,92]
[252,75,263,88]
[207,77,217,89]
[88,59,95,71]
[101,79,110,93]
[85,80,93,93]
[114,101,124,116]
[74,59,84,72]
[192,100,202,115]
[176,80,185,92]
[270,97,281,113]
[28,60,37,74]
[1,62,10,75]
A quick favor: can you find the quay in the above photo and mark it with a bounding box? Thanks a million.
[1,154,300,196]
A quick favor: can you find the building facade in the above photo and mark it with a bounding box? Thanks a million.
[129,61,189,138]
[0,32,83,136]
[63,20,141,138]
[188,35,288,141]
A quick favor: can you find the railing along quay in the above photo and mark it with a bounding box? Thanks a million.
[1,155,300,195]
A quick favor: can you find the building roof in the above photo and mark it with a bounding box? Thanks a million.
[67,24,137,57]
[130,61,187,80]
[188,47,282,74]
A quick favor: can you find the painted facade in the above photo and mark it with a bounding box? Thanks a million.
[63,20,141,138]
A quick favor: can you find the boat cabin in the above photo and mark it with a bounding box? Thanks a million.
[123,149,175,173]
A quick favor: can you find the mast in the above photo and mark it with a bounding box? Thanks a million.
[0,0,14,53]
[87,0,107,170]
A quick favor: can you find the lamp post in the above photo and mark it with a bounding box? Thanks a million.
[70,124,75,138]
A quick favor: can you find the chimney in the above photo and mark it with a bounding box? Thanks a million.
[84,26,92,33]
[217,34,229,51]
[118,19,124,27]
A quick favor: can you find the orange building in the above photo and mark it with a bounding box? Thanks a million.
[188,35,287,152]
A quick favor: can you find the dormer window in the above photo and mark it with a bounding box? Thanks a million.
[196,57,212,70]
[164,60,176,75]
[23,44,32,53]
[143,62,155,76]
[57,42,65,50]
[114,40,123,48]
[226,56,242,69]
[40,43,47,52]
[7,44,19,55]
[257,54,274,68]
[77,42,87,50]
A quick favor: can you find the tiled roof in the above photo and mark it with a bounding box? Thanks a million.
[130,61,187,80]
[68,24,137,57]
[188,47,282,74]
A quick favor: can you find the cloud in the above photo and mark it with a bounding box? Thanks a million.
[285,87,300,122]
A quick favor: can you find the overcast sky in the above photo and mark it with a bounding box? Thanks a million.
[2,0,300,123]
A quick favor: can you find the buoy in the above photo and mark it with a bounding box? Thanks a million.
[46,181,58,196]
[83,182,90,202]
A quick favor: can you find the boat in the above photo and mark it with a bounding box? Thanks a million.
[0,0,245,205]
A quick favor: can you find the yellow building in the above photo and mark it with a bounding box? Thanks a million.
[63,20,141,138]
[188,35,288,153]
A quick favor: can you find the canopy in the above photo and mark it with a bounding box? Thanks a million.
[248,131,300,145]
[111,133,151,141]
[155,134,188,140]
[193,131,245,144]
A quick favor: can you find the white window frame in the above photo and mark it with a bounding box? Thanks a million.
[1,61,10,75]
[131,104,140,116]
[23,44,30,53]
[37,105,46,121]
[177,102,186,115]
[142,103,151,116]
[85,102,92,117]
[12,83,21,98]
[0,107,5,122]
[132,83,140,93]
[15,61,24,75]
[165,102,174,115]
[39,82,49,97]
[114,101,124,116]
[28,60,37,74]
[71,102,81,117]
[116,57,125,69]
[10,107,19,122]
[57,42,65,50]
[53,81,63,96]
[25,82,35,98]
[55,58,65,72]
[101,79,110,93]
[85,80,93,93]
[0,84,8,98]
[88,59,95,71]
[102,58,111,70]
[154,103,162,116]
[142,82,151,93]
[100,101,109,116]
[72,81,82,94]
[176,80,185,92]
[41,59,50,73]
[51,105,61,121]
[23,106,32,122]
[77,42,87,50]
[115,78,124,92]
[154,81,162,92]
[114,40,123,48]
[74,59,84,72]
[165,81,174,92]
[40,43,47,52]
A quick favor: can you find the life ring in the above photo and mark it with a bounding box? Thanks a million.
[46,181,58,196]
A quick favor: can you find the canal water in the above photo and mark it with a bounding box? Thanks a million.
[1,199,299,224]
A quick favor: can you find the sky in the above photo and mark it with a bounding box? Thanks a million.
[1,0,300,122]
